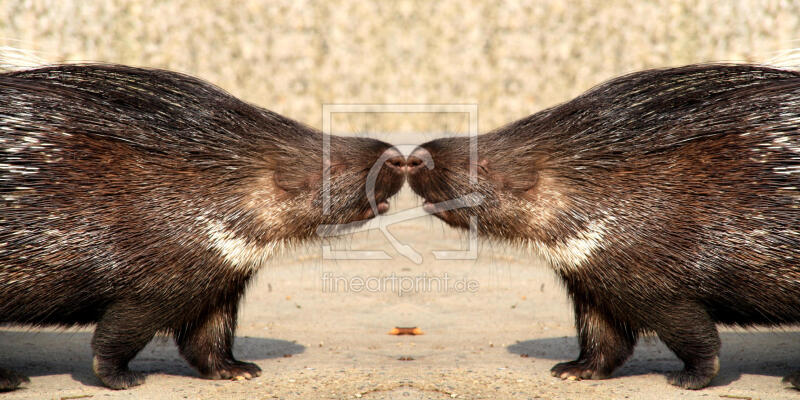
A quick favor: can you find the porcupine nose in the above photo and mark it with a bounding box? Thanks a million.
[406,147,431,174]
[383,147,407,173]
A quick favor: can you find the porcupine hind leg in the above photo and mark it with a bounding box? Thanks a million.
[655,302,720,390]
[91,302,159,389]
[0,367,30,391]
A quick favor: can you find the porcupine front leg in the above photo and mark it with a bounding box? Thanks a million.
[174,300,261,380]
[552,299,637,380]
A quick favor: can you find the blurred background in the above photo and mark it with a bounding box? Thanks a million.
[3,2,800,398]
[2,0,799,133]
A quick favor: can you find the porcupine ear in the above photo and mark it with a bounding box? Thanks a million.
[477,156,540,194]
[273,168,315,192]
[274,160,324,193]
[511,168,539,193]
[273,156,345,193]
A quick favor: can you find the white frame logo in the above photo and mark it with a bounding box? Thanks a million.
[317,104,482,264]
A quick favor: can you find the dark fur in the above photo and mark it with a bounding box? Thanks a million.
[407,64,800,389]
[0,64,404,390]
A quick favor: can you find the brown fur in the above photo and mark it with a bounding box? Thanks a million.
[407,64,800,389]
[0,64,404,390]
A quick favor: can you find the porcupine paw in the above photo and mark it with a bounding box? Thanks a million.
[202,360,262,381]
[0,367,30,391]
[92,357,146,390]
[666,355,719,390]
[95,368,145,390]
[782,371,800,389]
[667,369,717,390]
[551,359,610,381]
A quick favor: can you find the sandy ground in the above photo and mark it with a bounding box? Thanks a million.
[2,188,799,400]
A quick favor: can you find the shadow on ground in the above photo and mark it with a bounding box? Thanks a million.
[0,329,304,388]
[507,331,800,388]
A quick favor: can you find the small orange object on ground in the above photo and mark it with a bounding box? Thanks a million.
[388,327,424,335]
